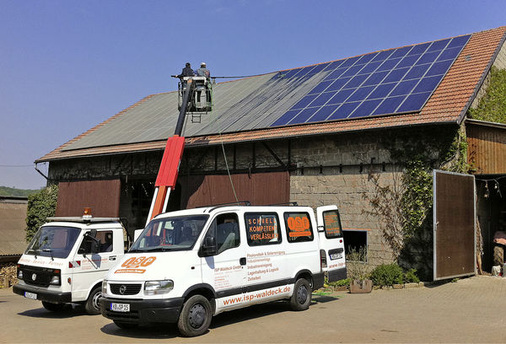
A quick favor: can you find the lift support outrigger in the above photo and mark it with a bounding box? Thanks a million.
[145,76,213,225]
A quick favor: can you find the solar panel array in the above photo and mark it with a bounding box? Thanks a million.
[271,35,471,127]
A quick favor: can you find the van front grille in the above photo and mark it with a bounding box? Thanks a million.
[110,283,142,296]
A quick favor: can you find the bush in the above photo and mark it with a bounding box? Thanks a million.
[370,264,420,286]
[404,268,420,283]
[370,263,404,286]
[25,185,58,242]
[328,278,350,288]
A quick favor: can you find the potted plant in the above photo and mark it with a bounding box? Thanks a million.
[346,247,373,293]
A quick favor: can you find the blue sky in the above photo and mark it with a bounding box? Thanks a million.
[1,0,505,189]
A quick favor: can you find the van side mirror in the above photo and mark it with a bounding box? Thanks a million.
[90,239,99,254]
[199,236,217,257]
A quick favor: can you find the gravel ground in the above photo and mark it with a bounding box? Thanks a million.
[1,275,506,343]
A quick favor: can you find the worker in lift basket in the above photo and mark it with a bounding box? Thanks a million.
[196,62,211,79]
[178,62,195,79]
[196,62,211,104]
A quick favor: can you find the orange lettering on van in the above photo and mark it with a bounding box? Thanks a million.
[121,256,157,269]
[287,216,310,231]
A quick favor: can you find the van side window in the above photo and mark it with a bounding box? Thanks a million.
[96,231,114,252]
[245,213,281,246]
[79,230,114,253]
[204,214,240,254]
[284,212,314,242]
[323,210,343,238]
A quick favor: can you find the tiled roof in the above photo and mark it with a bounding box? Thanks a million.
[37,26,506,163]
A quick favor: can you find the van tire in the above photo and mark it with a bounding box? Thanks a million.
[85,286,102,315]
[290,278,311,311]
[177,295,212,337]
[42,301,66,312]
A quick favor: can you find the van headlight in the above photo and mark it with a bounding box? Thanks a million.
[102,280,108,295]
[49,275,60,285]
[144,280,174,295]
[49,269,61,285]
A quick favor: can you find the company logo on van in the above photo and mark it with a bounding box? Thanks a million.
[287,216,311,237]
[114,256,156,274]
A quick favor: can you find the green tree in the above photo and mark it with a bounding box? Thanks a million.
[25,185,58,242]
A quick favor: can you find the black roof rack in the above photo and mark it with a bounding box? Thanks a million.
[266,202,299,206]
[206,201,251,212]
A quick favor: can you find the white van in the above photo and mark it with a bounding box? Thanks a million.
[100,204,347,336]
[13,212,126,314]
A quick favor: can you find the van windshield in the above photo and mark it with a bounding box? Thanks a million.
[130,215,209,252]
[26,226,81,259]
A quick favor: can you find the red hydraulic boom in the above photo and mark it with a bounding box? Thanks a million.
[146,77,212,225]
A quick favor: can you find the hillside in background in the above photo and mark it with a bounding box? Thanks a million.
[0,186,40,197]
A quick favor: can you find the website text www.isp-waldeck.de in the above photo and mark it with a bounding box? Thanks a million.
[222,286,292,306]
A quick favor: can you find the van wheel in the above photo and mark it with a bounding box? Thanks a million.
[177,295,212,337]
[290,278,311,311]
[42,301,66,312]
[85,286,102,315]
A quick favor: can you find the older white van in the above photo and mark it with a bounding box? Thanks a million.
[14,212,126,314]
[100,204,346,336]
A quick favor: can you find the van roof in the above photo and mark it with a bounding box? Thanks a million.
[46,216,122,224]
[153,204,313,219]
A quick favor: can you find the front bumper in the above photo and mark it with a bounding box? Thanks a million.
[101,296,184,325]
[13,283,71,304]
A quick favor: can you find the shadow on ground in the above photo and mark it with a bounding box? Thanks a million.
[100,293,343,339]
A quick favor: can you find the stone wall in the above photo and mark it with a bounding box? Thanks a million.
[290,172,398,267]
[286,132,402,267]
[48,126,454,269]
[492,39,506,70]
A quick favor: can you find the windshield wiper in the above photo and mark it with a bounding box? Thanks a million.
[128,246,162,253]
[42,248,54,261]
[28,248,40,259]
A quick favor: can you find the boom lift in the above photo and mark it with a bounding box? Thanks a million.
[145,76,212,225]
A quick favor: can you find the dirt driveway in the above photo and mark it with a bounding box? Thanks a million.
[2,275,506,343]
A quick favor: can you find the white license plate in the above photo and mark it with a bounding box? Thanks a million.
[111,303,130,312]
[330,252,342,260]
[24,292,37,300]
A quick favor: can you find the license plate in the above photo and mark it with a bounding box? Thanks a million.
[330,252,342,260]
[24,292,37,300]
[111,303,130,312]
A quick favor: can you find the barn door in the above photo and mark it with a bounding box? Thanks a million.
[433,170,476,280]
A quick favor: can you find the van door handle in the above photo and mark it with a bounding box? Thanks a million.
[240,257,246,265]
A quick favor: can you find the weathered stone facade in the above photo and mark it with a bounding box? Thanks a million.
[48,127,441,268]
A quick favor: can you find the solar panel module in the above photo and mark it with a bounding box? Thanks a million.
[270,34,471,127]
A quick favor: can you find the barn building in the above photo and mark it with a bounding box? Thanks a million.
[37,26,506,280]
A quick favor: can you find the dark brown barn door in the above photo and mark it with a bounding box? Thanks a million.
[55,179,121,217]
[180,172,290,208]
[433,170,476,280]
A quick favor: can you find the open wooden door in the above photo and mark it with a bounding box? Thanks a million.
[433,170,476,281]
